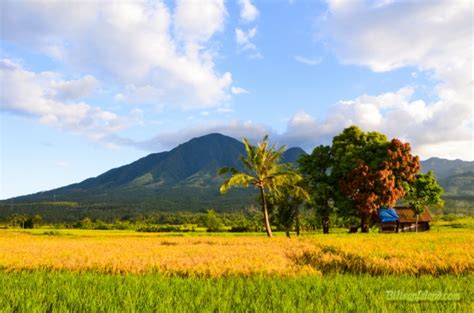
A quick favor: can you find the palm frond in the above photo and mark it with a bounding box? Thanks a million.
[219,173,257,193]
[218,167,239,176]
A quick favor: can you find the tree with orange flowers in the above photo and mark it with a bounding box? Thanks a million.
[333,126,420,232]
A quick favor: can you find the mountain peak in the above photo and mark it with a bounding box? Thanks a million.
[7,133,305,209]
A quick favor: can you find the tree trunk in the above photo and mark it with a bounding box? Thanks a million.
[360,214,369,233]
[322,215,330,234]
[259,186,273,238]
[285,230,291,238]
[295,206,300,236]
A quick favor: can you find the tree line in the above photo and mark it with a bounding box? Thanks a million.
[219,125,443,237]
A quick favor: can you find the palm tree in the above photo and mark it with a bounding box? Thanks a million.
[219,135,306,237]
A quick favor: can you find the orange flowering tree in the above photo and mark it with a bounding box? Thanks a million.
[333,126,420,232]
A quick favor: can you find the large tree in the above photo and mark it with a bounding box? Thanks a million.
[332,126,420,232]
[405,171,444,232]
[298,145,335,234]
[219,136,304,237]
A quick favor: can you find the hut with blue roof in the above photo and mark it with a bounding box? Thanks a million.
[378,207,432,232]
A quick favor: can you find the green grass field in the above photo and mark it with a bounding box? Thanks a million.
[0,272,471,313]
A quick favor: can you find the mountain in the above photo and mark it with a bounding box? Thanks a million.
[439,172,474,196]
[420,158,474,215]
[4,133,306,217]
[420,157,474,180]
[2,134,473,220]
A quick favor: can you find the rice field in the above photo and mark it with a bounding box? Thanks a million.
[0,229,472,312]
[0,229,472,276]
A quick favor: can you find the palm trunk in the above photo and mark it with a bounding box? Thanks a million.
[259,186,273,238]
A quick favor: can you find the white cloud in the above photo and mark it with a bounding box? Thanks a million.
[236,27,257,50]
[231,86,249,95]
[1,0,232,109]
[294,56,322,66]
[51,75,99,100]
[114,84,164,107]
[0,59,127,142]
[238,0,259,22]
[174,0,226,49]
[138,84,472,160]
[280,87,473,160]
[317,0,473,160]
[235,27,261,58]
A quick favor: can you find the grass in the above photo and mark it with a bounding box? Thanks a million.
[0,271,471,312]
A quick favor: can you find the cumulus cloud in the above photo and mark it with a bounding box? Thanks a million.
[315,0,473,160]
[280,87,473,160]
[51,75,100,100]
[238,0,259,22]
[0,59,126,142]
[1,0,232,109]
[131,82,471,159]
[174,0,226,49]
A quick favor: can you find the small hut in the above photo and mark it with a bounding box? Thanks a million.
[378,207,432,233]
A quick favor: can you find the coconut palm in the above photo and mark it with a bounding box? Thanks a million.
[219,135,306,237]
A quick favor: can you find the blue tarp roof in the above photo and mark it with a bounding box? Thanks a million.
[378,208,399,223]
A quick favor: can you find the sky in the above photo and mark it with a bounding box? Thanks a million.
[1,0,473,199]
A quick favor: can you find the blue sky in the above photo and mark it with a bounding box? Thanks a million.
[1,0,473,199]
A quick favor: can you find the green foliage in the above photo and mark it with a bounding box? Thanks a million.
[137,225,183,232]
[74,217,93,229]
[204,209,223,232]
[406,171,444,215]
[299,145,335,233]
[269,187,305,236]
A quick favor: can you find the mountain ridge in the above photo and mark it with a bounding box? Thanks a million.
[6,133,306,209]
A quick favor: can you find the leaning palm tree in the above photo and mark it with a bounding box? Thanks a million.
[219,135,306,237]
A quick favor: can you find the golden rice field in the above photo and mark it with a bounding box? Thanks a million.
[0,229,472,277]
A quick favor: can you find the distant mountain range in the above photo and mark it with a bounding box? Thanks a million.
[1,133,473,219]
[420,157,474,196]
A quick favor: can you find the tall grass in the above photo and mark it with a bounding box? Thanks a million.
[0,271,471,313]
